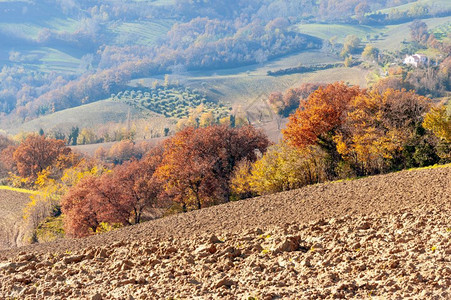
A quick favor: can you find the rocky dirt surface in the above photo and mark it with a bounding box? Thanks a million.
[0,166,450,299]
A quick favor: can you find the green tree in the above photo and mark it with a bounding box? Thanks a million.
[362,45,379,62]
[340,35,361,58]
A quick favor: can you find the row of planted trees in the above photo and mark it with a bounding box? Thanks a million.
[1,82,450,239]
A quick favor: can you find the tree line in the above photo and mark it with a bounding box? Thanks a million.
[1,83,450,239]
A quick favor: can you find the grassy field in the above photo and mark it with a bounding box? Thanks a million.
[111,20,174,46]
[295,24,383,43]
[375,0,451,14]
[296,16,451,53]
[9,99,155,134]
[374,16,451,51]
[0,185,39,195]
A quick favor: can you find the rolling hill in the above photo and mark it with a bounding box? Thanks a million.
[0,187,34,250]
[5,14,451,137]
[1,0,451,138]
[0,165,449,298]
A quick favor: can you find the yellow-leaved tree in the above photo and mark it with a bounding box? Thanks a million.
[231,143,327,196]
[336,89,431,174]
[423,105,451,143]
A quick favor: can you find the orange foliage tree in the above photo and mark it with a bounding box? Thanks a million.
[283,83,438,177]
[107,139,144,164]
[12,135,72,181]
[335,89,431,174]
[283,82,363,149]
[155,125,269,211]
[283,82,363,177]
[61,176,102,237]
[0,136,16,178]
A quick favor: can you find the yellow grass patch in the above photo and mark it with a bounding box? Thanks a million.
[0,186,40,195]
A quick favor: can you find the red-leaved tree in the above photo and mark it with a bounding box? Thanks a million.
[12,135,71,180]
[62,146,164,237]
[155,125,269,211]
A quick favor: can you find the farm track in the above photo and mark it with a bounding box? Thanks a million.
[0,166,450,299]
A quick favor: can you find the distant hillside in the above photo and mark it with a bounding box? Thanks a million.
[8,99,146,133]
[3,0,447,130]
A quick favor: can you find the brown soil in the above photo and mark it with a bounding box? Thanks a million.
[0,190,31,250]
[0,166,450,299]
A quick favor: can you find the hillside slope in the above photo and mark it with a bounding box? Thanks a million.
[0,189,32,250]
[0,166,450,299]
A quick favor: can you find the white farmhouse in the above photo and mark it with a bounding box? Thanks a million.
[403,54,427,67]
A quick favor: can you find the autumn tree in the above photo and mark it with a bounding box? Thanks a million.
[344,55,353,68]
[233,143,327,196]
[0,135,13,152]
[409,19,429,45]
[283,83,437,176]
[23,158,107,242]
[107,139,143,164]
[199,111,215,127]
[371,76,414,94]
[61,176,102,237]
[104,149,164,224]
[155,125,269,211]
[423,105,451,143]
[283,82,362,152]
[62,146,164,237]
[229,159,255,200]
[77,128,97,145]
[12,135,72,181]
[0,136,15,179]
[268,83,323,117]
[362,45,379,62]
[335,89,433,174]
